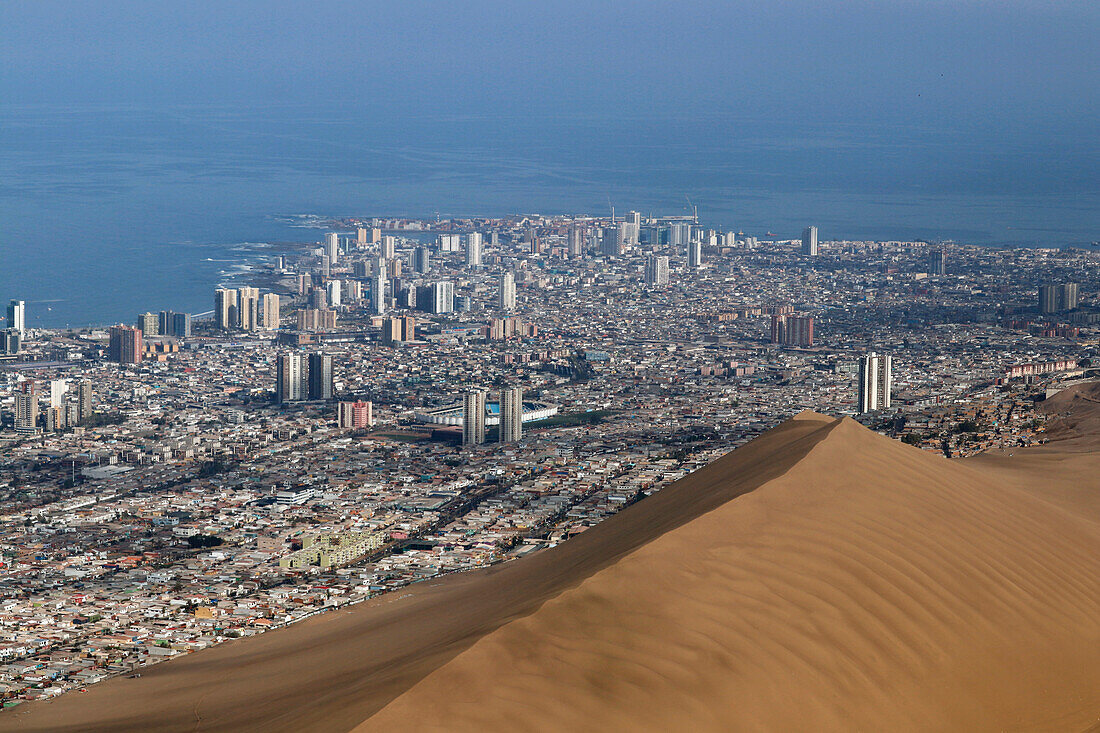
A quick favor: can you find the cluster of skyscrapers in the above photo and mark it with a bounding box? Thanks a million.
[135,310,192,338]
[13,379,93,435]
[215,287,280,331]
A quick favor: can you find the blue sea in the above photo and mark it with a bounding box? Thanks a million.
[2,104,1097,329]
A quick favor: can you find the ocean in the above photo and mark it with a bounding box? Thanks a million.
[2,103,1097,329]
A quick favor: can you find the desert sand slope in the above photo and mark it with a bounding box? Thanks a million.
[966,382,1100,522]
[0,412,835,732]
[360,416,1100,732]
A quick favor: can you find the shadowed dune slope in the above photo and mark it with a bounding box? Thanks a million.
[7,411,1100,732]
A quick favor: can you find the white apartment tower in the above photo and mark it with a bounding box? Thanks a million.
[857,352,892,413]
[499,271,516,310]
[499,386,523,443]
[645,255,670,287]
[462,390,487,446]
[237,287,260,331]
[465,232,483,268]
[371,270,386,316]
[261,293,280,329]
[802,226,819,256]
[324,232,340,263]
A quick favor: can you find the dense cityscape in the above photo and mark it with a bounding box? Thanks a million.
[0,212,1094,705]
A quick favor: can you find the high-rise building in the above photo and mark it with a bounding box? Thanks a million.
[309,286,328,310]
[1062,282,1080,310]
[338,400,373,429]
[215,288,238,330]
[64,401,79,429]
[1039,283,1080,313]
[308,352,334,401]
[687,241,702,269]
[321,255,332,279]
[382,315,416,344]
[45,406,64,433]
[669,222,691,248]
[645,255,670,287]
[801,226,819,256]
[371,269,387,316]
[462,390,487,446]
[108,325,143,363]
[15,382,38,435]
[296,308,337,331]
[356,227,368,247]
[325,280,342,308]
[7,300,25,337]
[465,232,483,269]
[499,271,516,310]
[137,312,159,336]
[298,272,313,295]
[431,281,454,314]
[2,329,21,355]
[261,293,280,329]
[158,310,174,336]
[499,386,523,443]
[858,352,892,414]
[173,312,192,338]
[381,235,396,260]
[600,225,623,257]
[276,352,308,403]
[771,315,815,347]
[78,380,93,424]
[237,287,260,331]
[1038,285,1059,314]
[568,227,584,258]
[324,232,340,263]
[929,248,947,276]
[414,245,430,274]
[49,379,68,409]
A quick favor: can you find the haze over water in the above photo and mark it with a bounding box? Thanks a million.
[2,1,1098,329]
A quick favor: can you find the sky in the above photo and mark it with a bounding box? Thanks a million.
[3,0,1099,131]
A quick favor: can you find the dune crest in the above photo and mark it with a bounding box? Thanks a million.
[6,408,1100,732]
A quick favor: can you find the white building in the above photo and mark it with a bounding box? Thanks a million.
[499,386,523,443]
[858,352,892,413]
[462,390,487,446]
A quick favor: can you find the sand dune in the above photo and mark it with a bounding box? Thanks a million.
[6,408,1100,732]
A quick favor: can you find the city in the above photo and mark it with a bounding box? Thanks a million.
[0,212,1093,705]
